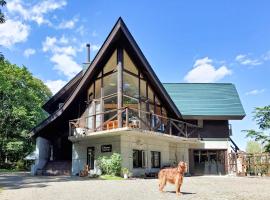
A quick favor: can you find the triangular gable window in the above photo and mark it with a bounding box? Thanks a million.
[104,49,117,74]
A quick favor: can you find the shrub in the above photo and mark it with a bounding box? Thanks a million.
[15,160,25,170]
[97,153,122,176]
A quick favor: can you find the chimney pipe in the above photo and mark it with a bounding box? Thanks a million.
[86,43,90,63]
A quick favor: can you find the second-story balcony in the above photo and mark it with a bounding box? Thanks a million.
[69,107,199,139]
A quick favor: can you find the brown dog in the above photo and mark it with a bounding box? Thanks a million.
[158,161,187,196]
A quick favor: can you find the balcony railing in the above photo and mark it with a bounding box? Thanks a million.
[69,107,199,138]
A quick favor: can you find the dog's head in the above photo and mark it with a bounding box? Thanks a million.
[177,161,187,173]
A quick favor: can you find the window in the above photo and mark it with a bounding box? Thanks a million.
[151,151,161,168]
[133,150,146,168]
[123,72,139,98]
[87,147,95,169]
[103,72,117,97]
[124,49,138,75]
[103,95,117,122]
[103,49,117,74]
[140,79,147,101]
[95,79,101,98]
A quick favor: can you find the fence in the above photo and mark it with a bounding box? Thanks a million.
[228,152,270,176]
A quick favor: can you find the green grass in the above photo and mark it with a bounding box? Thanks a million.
[100,175,124,180]
[0,169,19,173]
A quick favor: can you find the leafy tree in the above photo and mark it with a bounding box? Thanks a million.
[0,0,6,60]
[246,141,262,154]
[0,0,6,23]
[243,106,270,152]
[0,59,52,165]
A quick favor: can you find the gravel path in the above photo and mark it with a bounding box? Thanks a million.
[0,173,270,200]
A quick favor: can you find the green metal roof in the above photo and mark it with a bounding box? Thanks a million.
[162,83,245,119]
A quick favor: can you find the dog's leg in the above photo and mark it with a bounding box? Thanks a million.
[159,177,166,192]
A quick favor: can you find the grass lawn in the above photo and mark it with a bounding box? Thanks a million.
[100,175,124,180]
[0,169,19,173]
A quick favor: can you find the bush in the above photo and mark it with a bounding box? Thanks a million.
[97,153,122,176]
[15,160,25,170]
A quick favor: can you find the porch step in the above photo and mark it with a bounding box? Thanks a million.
[42,161,71,176]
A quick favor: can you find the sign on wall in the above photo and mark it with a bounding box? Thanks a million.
[101,144,112,152]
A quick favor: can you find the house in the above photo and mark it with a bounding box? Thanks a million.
[30,18,245,176]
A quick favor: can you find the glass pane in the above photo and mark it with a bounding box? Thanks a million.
[123,96,138,110]
[124,49,138,75]
[123,72,139,98]
[103,72,117,97]
[140,79,147,101]
[104,49,117,74]
[148,85,154,103]
[104,96,117,112]
[95,79,101,99]
[88,84,94,101]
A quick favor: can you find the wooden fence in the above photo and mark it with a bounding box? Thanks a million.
[228,152,270,176]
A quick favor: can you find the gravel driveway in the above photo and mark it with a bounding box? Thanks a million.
[0,172,270,200]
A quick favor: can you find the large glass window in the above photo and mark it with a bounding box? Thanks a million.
[103,95,117,126]
[104,49,117,74]
[103,72,117,97]
[140,79,147,101]
[95,79,101,99]
[123,72,139,98]
[151,151,161,168]
[148,85,154,104]
[124,50,138,75]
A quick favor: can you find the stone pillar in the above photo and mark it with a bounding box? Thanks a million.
[33,137,51,175]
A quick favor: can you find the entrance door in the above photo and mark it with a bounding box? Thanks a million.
[193,150,225,175]
[87,147,95,169]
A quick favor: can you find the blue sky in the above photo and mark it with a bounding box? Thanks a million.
[1,0,269,150]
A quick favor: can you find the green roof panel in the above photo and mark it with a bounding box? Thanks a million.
[162,83,245,119]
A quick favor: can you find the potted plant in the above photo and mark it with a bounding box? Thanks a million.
[122,168,129,179]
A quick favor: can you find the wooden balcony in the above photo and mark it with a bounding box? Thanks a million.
[69,107,199,138]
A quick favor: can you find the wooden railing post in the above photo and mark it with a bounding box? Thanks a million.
[169,120,172,135]
[125,107,129,127]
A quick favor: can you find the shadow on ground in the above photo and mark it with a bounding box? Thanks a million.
[0,172,98,190]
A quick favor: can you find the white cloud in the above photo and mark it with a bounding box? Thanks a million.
[262,51,270,61]
[7,0,67,25]
[245,89,265,96]
[23,48,36,58]
[184,57,232,83]
[235,54,262,66]
[91,44,101,52]
[57,17,78,29]
[50,54,81,78]
[42,35,84,78]
[0,19,30,47]
[42,36,77,56]
[45,79,67,94]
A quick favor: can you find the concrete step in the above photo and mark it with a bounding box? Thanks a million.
[42,161,71,176]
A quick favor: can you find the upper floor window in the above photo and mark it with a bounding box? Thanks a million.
[124,49,138,75]
[104,49,117,74]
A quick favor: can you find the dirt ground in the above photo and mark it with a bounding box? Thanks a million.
[0,172,270,200]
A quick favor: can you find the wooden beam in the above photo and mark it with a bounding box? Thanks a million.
[117,47,123,128]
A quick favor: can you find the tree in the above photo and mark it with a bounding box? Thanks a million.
[243,105,270,152]
[0,0,6,23]
[0,0,6,61]
[246,141,262,154]
[0,59,52,165]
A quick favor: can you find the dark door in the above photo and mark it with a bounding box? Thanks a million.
[87,147,95,169]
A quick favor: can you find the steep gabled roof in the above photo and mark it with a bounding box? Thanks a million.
[163,83,246,120]
[42,71,83,114]
[30,17,182,137]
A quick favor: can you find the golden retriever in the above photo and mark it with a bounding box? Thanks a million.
[158,161,187,196]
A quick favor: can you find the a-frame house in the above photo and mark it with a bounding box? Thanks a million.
[31,18,245,176]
